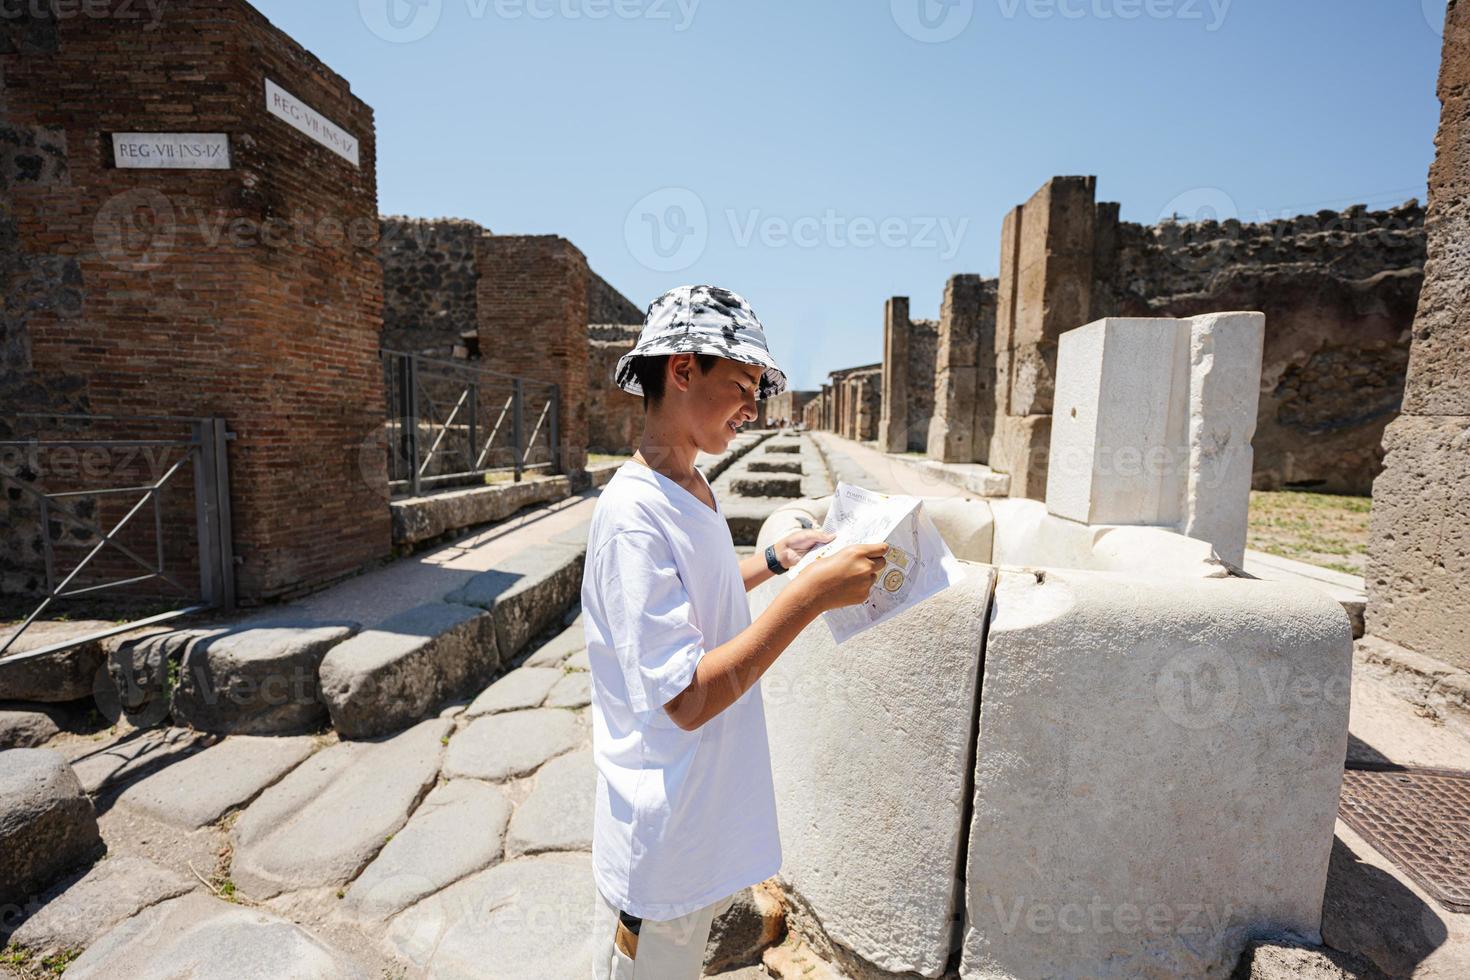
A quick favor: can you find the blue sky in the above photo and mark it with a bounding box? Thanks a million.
[251,0,1447,391]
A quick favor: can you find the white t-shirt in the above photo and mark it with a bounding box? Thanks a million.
[582,460,782,920]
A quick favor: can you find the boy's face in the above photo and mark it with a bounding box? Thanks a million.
[662,354,762,453]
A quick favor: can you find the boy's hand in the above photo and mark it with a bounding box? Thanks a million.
[797,542,889,611]
[773,529,836,570]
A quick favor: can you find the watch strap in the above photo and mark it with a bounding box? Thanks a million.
[765,544,787,574]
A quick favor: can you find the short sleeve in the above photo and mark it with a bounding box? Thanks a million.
[590,529,707,717]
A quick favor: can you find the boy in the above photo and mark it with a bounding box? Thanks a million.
[585,284,887,978]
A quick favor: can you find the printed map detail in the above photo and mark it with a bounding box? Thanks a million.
[790,482,964,644]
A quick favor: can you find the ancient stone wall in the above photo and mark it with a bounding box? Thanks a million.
[927,275,998,463]
[908,318,937,448]
[586,324,642,454]
[588,270,643,326]
[765,389,816,427]
[380,217,484,357]
[1365,0,1469,672]
[0,0,387,603]
[827,364,881,439]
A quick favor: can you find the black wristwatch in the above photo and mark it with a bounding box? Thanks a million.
[765,544,788,575]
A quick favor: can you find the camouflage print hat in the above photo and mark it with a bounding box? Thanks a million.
[615,284,788,401]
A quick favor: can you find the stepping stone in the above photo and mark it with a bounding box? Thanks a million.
[61,891,370,980]
[445,543,585,660]
[106,627,225,727]
[69,726,217,796]
[730,474,802,498]
[0,620,110,702]
[564,649,590,672]
[505,749,594,856]
[0,750,102,908]
[0,701,68,749]
[385,852,594,978]
[544,671,590,709]
[112,734,318,830]
[172,619,359,735]
[319,602,497,739]
[747,458,802,474]
[764,442,802,454]
[344,779,512,920]
[229,717,450,899]
[523,622,585,668]
[443,709,581,782]
[6,855,194,957]
[465,667,562,717]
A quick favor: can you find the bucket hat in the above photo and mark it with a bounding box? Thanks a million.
[615,284,788,400]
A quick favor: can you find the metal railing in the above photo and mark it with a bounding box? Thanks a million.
[381,350,561,498]
[0,413,235,666]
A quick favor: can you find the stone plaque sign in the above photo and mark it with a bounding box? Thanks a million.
[264,78,360,167]
[112,133,231,170]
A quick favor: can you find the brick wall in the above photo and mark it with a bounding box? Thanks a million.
[1,0,387,604]
[380,216,485,356]
[587,324,642,454]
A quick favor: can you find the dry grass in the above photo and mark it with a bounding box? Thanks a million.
[1247,489,1371,577]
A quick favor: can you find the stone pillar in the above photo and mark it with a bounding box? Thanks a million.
[1365,0,1470,672]
[476,236,590,474]
[878,297,910,452]
[0,0,387,603]
[926,275,996,463]
[990,176,1098,499]
[1045,313,1264,567]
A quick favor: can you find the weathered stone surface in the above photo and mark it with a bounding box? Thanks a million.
[6,855,194,957]
[443,708,581,782]
[68,725,216,796]
[747,457,801,474]
[445,543,585,659]
[61,891,370,980]
[0,701,66,748]
[106,627,222,728]
[986,411,1050,500]
[465,666,562,716]
[523,621,585,668]
[384,852,595,978]
[391,475,572,546]
[543,670,590,709]
[229,717,450,898]
[344,778,512,920]
[764,441,801,454]
[706,883,786,973]
[112,734,318,830]
[564,649,589,672]
[172,620,359,735]
[0,750,102,908]
[1230,937,1377,979]
[962,568,1351,980]
[505,748,593,856]
[730,474,802,498]
[319,602,496,739]
[0,621,109,702]
[722,497,790,546]
[753,508,996,979]
[1320,834,1452,978]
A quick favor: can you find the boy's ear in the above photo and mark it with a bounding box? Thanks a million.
[667,353,696,394]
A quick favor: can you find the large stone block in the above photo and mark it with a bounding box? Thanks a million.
[0,749,102,908]
[0,621,110,703]
[960,568,1351,980]
[319,602,497,738]
[927,366,977,463]
[1365,414,1470,672]
[171,619,360,735]
[752,508,996,978]
[1005,340,1059,417]
[444,543,585,658]
[988,413,1051,500]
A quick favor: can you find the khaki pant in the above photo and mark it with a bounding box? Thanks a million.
[592,887,738,979]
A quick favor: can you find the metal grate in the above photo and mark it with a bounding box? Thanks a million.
[1339,765,1470,913]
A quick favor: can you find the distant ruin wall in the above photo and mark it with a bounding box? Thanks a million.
[587,324,642,455]
[380,216,484,356]
[588,271,643,326]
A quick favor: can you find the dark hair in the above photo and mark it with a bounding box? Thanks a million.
[632,352,720,407]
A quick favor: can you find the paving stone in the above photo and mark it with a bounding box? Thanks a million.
[523,621,586,668]
[112,734,318,830]
[384,852,594,978]
[543,670,590,709]
[729,474,802,498]
[0,702,66,749]
[344,779,512,920]
[443,709,581,782]
[172,620,359,735]
[465,667,562,717]
[6,855,194,957]
[763,441,802,454]
[0,621,110,702]
[506,748,594,856]
[69,726,217,796]
[229,717,450,899]
[445,543,585,659]
[319,602,497,739]
[61,891,370,980]
[564,649,589,672]
[747,458,802,474]
[0,750,102,908]
[106,627,224,728]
